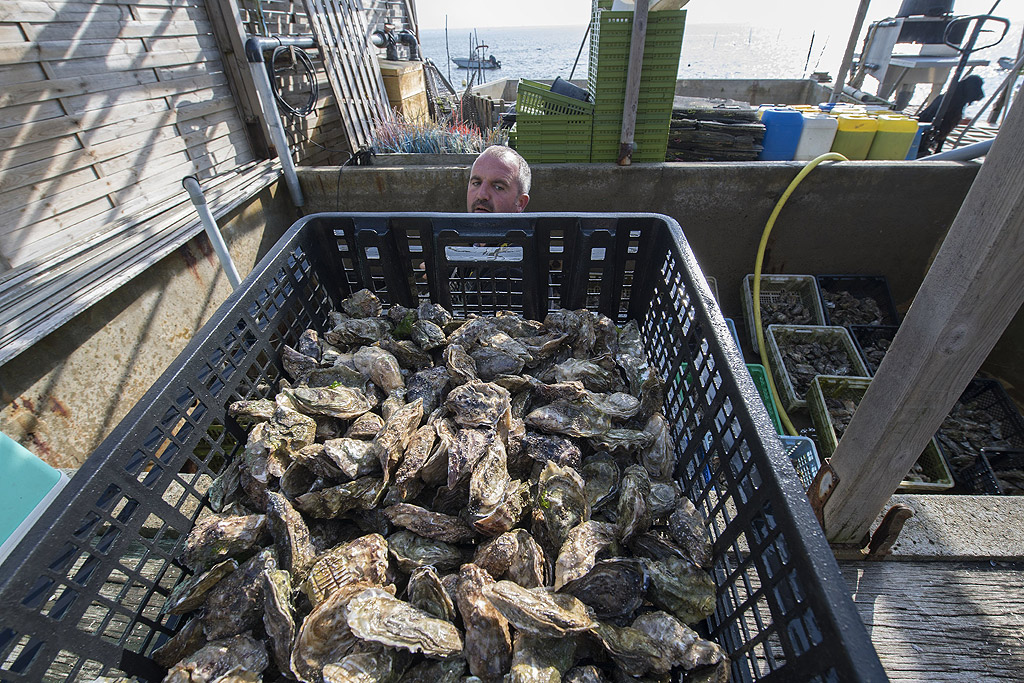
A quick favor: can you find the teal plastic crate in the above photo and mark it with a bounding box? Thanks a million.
[748,363,785,435]
[1,431,70,563]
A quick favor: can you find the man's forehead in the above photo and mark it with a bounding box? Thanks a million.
[471,154,516,181]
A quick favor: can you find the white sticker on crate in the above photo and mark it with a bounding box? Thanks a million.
[444,246,524,262]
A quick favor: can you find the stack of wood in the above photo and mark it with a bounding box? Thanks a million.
[667,96,765,161]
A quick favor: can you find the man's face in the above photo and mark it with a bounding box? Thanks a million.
[466,154,528,213]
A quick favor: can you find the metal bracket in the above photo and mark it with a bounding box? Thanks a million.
[807,458,839,529]
[866,504,914,559]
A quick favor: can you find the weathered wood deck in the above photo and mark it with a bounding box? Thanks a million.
[840,560,1024,681]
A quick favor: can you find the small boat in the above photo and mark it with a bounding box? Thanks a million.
[452,53,501,69]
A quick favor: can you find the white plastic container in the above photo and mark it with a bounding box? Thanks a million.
[793,113,838,161]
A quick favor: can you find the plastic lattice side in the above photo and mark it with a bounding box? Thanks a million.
[0,214,885,683]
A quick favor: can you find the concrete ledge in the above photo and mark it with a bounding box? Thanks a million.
[865,494,1024,561]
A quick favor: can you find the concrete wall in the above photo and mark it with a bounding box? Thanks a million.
[0,183,296,468]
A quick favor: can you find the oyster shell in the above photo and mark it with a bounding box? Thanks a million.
[163,559,238,615]
[554,359,618,393]
[563,665,608,683]
[163,633,268,683]
[384,503,476,544]
[412,319,447,351]
[355,346,405,393]
[300,533,390,607]
[553,520,620,590]
[201,550,274,640]
[616,465,653,542]
[580,452,620,510]
[322,647,409,683]
[324,437,383,479]
[266,491,316,576]
[592,621,661,677]
[447,428,494,488]
[560,558,647,621]
[484,581,596,638]
[418,301,453,327]
[522,432,581,469]
[649,480,682,521]
[263,567,296,676]
[469,439,512,523]
[444,344,478,385]
[473,479,530,537]
[291,581,372,682]
[643,555,716,625]
[668,499,713,569]
[342,289,384,319]
[537,462,590,551]
[639,413,674,480]
[587,428,654,454]
[182,514,266,572]
[348,411,387,440]
[346,587,463,658]
[393,425,439,501]
[508,632,576,683]
[398,658,466,683]
[282,344,319,383]
[295,476,385,519]
[407,366,451,415]
[388,530,466,572]
[375,399,425,481]
[380,335,433,371]
[455,563,512,680]
[228,398,276,422]
[288,385,375,420]
[631,610,728,674]
[524,399,610,439]
[506,529,546,589]
[151,616,206,669]
[446,381,511,429]
[327,316,391,347]
[407,565,457,622]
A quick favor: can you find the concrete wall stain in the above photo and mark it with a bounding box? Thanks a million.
[48,396,70,419]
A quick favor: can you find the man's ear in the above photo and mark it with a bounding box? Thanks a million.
[516,194,530,212]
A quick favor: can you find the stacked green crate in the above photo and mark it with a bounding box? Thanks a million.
[514,79,594,163]
[588,5,685,162]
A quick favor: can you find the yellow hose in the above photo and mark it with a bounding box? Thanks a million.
[754,152,848,436]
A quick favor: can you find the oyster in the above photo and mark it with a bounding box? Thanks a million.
[580,452,620,510]
[639,413,674,480]
[301,533,390,607]
[553,520,620,590]
[355,346,405,393]
[288,385,375,420]
[508,632,576,683]
[398,658,466,683]
[151,616,206,669]
[554,359,618,393]
[295,476,385,519]
[560,558,648,621]
[407,565,457,622]
[446,381,511,429]
[412,319,447,351]
[484,581,596,638]
[631,610,728,674]
[348,411,387,439]
[163,633,268,683]
[668,499,713,569]
[342,289,384,319]
[524,399,611,438]
[327,316,391,347]
[228,398,276,422]
[346,587,463,657]
[375,399,425,480]
[388,530,465,572]
[522,432,582,469]
[643,555,717,624]
[588,428,654,454]
[266,491,316,576]
[455,563,512,680]
[393,425,439,501]
[469,439,512,522]
[649,480,682,521]
[282,344,319,383]
[616,465,653,542]
[163,559,238,615]
[292,581,372,682]
[474,479,530,537]
[384,503,476,543]
[182,514,266,572]
[380,335,433,371]
[537,462,590,551]
[418,301,453,327]
[592,621,661,677]
[447,428,494,488]
[201,550,274,640]
[263,567,296,675]
[324,437,382,479]
[407,366,451,415]
[563,665,607,683]
[615,321,654,396]
[506,529,546,589]
[444,344,478,385]
[322,648,408,683]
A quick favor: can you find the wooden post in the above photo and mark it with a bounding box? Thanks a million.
[830,0,871,104]
[618,0,648,166]
[823,90,1024,544]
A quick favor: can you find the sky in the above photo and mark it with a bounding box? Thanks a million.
[416,0,1024,31]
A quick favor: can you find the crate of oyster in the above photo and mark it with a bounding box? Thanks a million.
[815,275,900,328]
[740,273,826,353]
[936,378,1024,493]
[808,375,953,493]
[765,324,869,412]
[0,214,884,683]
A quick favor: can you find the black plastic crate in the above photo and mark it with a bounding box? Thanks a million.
[0,213,884,683]
[849,324,900,375]
[816,275,899,328]
[937,378,1024,492]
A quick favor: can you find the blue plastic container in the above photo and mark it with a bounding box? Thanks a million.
[1,431,69,563]
[906,121,931,159]
[759,108,804,161]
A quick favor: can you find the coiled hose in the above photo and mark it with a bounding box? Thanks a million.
[754,152,848,436]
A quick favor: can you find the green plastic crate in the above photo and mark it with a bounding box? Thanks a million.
[515,79,593,163]
[748,363,785,435]
[808,375,953,492]
[765,324,869,412]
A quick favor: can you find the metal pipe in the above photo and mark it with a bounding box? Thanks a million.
[921,138,993,160]
[182,176,242,289]
[245,35,317,208]
[831,0,872,104]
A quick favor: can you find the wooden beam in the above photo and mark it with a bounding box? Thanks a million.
[823,90,1024,543]
[618,0,648,166]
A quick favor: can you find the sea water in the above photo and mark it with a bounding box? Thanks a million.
[419,22,1022,117]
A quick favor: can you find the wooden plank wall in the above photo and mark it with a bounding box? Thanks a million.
[233,0,350,165]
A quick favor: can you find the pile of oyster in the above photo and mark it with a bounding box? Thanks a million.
[937,399,1024,494]
[156,290,729,683]
[822,290,885,327]
[856,336,890,374]
[776,335,856,399]
[760,291,814,328]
